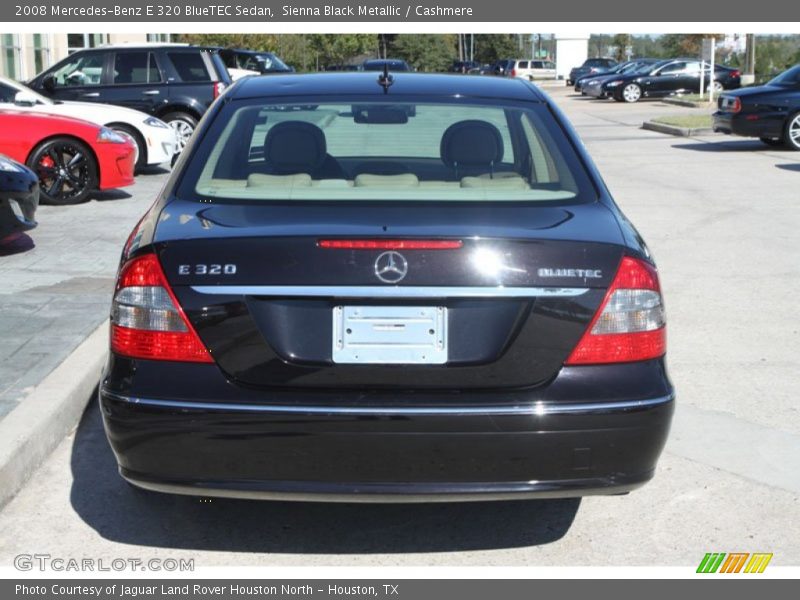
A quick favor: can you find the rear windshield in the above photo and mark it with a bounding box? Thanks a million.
[769,65,800,85]
[178,99,596,204]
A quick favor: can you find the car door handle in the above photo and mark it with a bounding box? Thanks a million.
[81,92,100,98]
[142,90,160,96]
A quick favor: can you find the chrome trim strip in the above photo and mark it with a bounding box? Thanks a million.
[190,285,589,298]
[102,391,674,417]
[123,476,644,503]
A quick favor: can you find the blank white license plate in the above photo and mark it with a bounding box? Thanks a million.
[332,305,447,364]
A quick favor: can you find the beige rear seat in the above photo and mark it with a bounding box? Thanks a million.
[247,173,312,187]
[354,173,419,187]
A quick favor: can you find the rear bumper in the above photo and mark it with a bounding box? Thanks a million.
[712,111,784,139]
[99,371,675,501]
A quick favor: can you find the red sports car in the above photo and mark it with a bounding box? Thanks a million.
[0,109,135,205]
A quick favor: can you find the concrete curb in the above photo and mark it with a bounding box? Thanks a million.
[0,320,107,509]
[661,97,716,109]
[642,120,716,138]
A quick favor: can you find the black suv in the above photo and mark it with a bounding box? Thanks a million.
[28,44,232,150]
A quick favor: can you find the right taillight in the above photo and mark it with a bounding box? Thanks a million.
[565,256,666,365]
[110,252,213,363]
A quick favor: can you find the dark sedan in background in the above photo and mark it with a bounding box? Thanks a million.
[100,72,674,504]
[567,58,618,86]
[713,64,800,150]
[578,59,661,96]
[219,48,294,77]
[601,59,740,102]
[362,58,412,72]
[0,154,38,244]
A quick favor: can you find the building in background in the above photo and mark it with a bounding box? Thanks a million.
[555,34,590,80]
[0,33,172,81]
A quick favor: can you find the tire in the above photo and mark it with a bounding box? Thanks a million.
[622,83,642,103]
[27,137,97,205]
[711,80,724,94]
[108,123,146,171]
[162,111,198,153]
[760,137,785,148]
[783,112,800,151]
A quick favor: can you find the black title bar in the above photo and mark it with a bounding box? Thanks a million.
[3,0,799,22]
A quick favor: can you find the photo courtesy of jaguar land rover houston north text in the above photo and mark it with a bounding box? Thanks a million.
[100,72,674,502]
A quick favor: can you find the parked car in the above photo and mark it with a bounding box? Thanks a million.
[361,59,412,72]
[0,110,135,204]
[451,60,480,73]
[27,43,231,152]
[713,64,800,150]
[324,64,361,72]
[0,76,176,172]
[0,154,38,244]
[567,58,618,86]
[466,63,493,75]
[575,59,660,93]
[603,59,741,103]
[508,59,557,80]
[580,60,661,97]
[489,59,514,76]
[100,72,674,503]
[218,48,293,81]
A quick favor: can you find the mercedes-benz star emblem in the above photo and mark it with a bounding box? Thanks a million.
[374,251,408,284]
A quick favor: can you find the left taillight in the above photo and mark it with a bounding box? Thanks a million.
[110,252,213,363]
[213,81,226,99]
[565,256,666,365]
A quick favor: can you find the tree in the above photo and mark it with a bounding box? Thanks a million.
[611,34,633,61]
[307,34,376,69]
[661,34,724,57]
[588,34,613,58]
[388,34,456,72]
[472,35,518,64]
[631,35,669,59]
[176,33,279,52]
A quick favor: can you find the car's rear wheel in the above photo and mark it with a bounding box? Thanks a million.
[109,123,146,171]
[163,112,198,153]
[27,137,97,205]
[711,80,724,94]
[622,83,642,103]
[784,113,800,151]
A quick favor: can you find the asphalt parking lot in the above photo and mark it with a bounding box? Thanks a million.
[0,86,798,567]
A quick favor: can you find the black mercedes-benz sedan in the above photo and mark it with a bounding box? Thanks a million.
[578,59,661,97]
[0,154,38,244]
[100,72,674,502]
[713,64,800,150]
[604,59,740,103]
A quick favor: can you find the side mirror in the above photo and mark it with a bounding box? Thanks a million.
[42,74,56,93]
[14,91,39,106]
